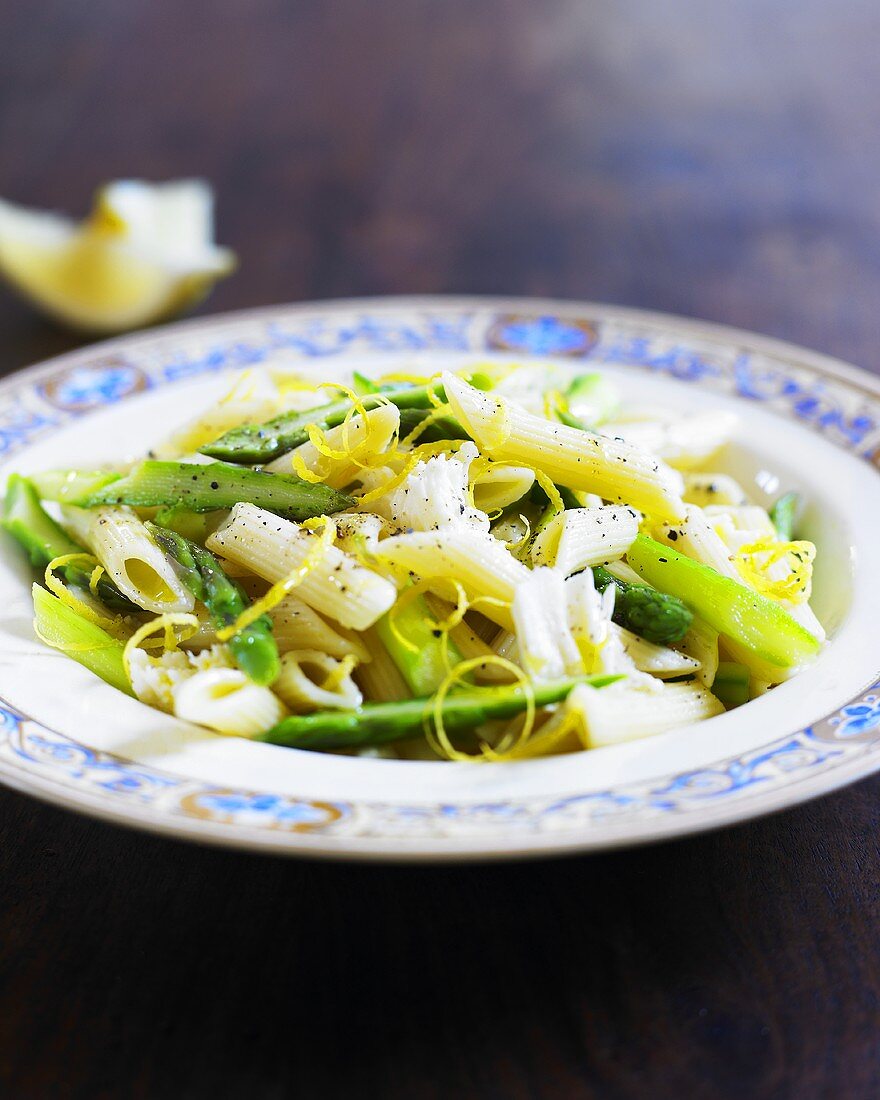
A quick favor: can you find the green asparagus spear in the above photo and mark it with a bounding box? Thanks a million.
[769,491,800,541]
[146,523,279,685]
[712,661,750,708]
[626,534,820,668]
[29,468,122,504]
[528,481,583,511]
[32,584,133,695]
[152,505,224,544]
[81,460,353,521]
[374,592,466,695]
[258,673,620,750]
[555,407,596,431]
[200,382,445,464]
[592,564,693,645]
[563,372,620,425]
[396,406,471,444]
[2,474,136,612]
[352,371,382,395]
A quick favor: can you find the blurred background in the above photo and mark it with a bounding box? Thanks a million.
[3,0,880,371]
[4,4,880,1097]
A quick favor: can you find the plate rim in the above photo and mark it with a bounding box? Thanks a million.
[1,292,878,861]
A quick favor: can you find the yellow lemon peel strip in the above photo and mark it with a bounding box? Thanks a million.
[388,580,472,672]
[399,402,454,447]
[355,440,461,507]
[44,554,126,637]
[319,653,359,692]
[426,655,535,762]
[216,517,336,640]
[532,469,564,520]
[734,538,816,603]
[291,387,394,484]
[122,613,200,682]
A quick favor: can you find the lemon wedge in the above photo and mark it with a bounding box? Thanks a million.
[0,180,236,333]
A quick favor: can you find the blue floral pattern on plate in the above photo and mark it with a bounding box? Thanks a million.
[0,298,877,851]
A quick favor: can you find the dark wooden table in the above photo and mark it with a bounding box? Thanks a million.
[2,2,879,1096]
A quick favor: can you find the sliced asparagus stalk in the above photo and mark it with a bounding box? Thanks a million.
[769,491,800,541]
[82,460,353,521]
[29,468,122,504]
[626,534,821,669]
[2,474,136,611]
[592,564,692,645]
[374,591,466,695]
[712,661,750,708]
[147,523,280,685]
[200,383,444,464]
[396,407,470,444]
[258,673,620,750]
[32,584,133,695]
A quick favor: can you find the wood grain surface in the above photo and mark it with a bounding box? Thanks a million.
[2,2,880,1096]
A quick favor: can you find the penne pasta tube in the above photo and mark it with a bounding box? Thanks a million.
[270,595,371,662]
[443,372,686,520]
[354,627,409,702]
[603,559,645,587]
[683,472,749,508]
[703,504,776,539]
[611,624,702,679]
[568,679,725,748]
[206,503,396,630]
[422,593,513,682]
[61,504,194,615]
[652,505,740,579]
[530,505,640,573]
[471,463,535,512]
[374,529,530,629]
[598,410,738,470]
[677,616,719,688]
[333,512,392,557]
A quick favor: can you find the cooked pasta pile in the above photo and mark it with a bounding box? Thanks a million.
[3,363,824,760]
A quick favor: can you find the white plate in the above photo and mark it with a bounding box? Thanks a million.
[0,296,878,861]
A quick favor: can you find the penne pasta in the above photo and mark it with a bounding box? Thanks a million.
[333,512,392,557]
[375,528,530,629]
[652,505,741,580]
[568,679,725,748]
[599,410,738,470]
[530,505,640,574]
[677,616,720,688]
[443,372,686,520]
[612,624,702,679]
[62,504,194,614]
[471,463,535,513]
[270,595,371,662]
[206,503,397,630]
[683,472,749,508]
[354,627,410,702]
